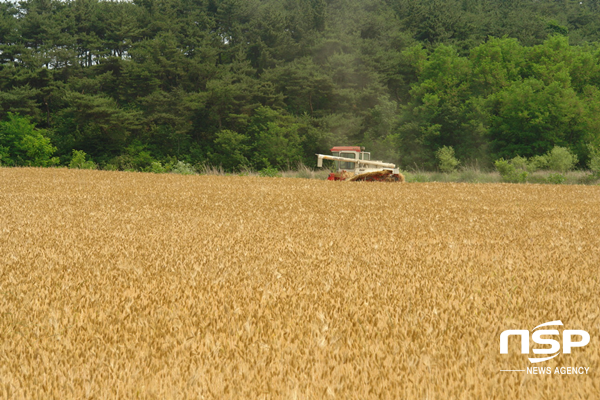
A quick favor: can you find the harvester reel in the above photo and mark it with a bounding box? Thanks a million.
[348,170,405,183]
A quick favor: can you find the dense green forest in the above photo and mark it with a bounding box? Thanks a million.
[2,0,600,171]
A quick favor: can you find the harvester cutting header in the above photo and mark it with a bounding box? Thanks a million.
[317,146,405,182]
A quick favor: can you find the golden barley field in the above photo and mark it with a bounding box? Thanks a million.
[0,168,599,399]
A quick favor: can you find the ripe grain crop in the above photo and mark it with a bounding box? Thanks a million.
[0,168,599,399]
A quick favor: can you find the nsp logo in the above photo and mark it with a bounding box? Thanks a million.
[500,320,590,363]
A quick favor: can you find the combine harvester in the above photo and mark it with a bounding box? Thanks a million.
[316,146,405,182]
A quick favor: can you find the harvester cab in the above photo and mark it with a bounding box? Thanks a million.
[316,146,405,182]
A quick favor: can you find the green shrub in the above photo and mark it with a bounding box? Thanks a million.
[102,163,118,171]
[528,155,549,172]
[546,146,577,173]
[69,150,96,169]
[547,173,566,184]
[510,156,529,171]
[150,161,167,173]
[587,143,600,176]
[494,158,528,183]
[435,146,460,173]
[171,161,196,175]
[259,166,281,177]
[0,113,58,167]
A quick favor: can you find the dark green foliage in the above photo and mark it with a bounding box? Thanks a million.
[2,0,600,172]
[211,129,251,170]
[588,143,600,176]
[246,106,303,169]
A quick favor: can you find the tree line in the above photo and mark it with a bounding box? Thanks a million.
[2,0,600,171]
